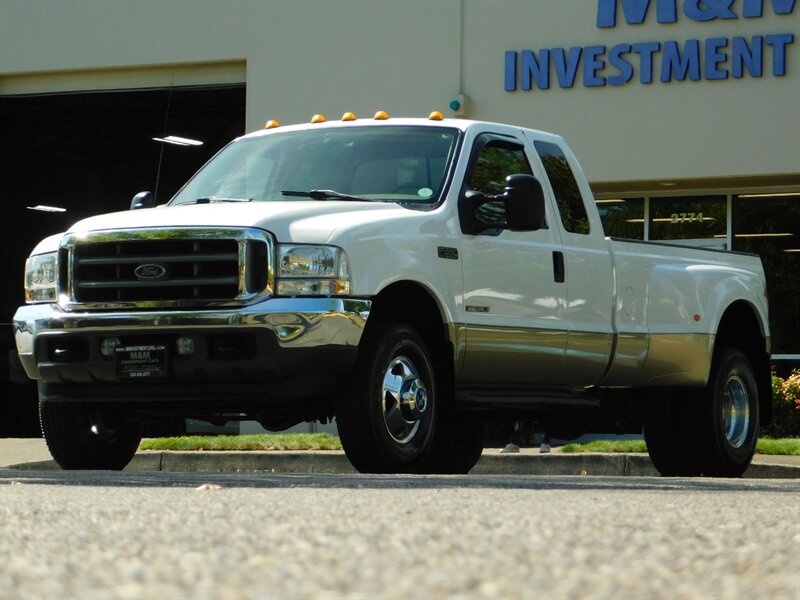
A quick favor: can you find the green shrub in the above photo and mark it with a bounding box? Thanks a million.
[766,370,800,438]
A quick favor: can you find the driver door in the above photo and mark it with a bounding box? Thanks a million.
[457,130,567,386]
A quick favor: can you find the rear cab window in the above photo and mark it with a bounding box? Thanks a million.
[533,140,591,235]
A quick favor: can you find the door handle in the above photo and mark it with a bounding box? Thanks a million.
[552,251,565,283]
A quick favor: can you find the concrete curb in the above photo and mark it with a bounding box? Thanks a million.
[5,451,799,478]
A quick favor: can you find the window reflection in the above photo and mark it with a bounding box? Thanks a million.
[467,140,532,226]
[468,143,531,196]
[534,141,590,235]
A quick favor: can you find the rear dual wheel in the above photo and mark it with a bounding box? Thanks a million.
[697,348,759,477]
[644,348,759,477]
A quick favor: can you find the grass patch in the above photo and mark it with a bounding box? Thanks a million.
[560,438,799,455]
[139,432,342,452]
[140,434,799,455]
[560,440,648,453]
[757,437,800,456]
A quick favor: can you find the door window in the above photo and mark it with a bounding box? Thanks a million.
[467,139,532,226]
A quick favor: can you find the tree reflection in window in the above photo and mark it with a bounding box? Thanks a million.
[534,141,590,235]
[467,140,532,226]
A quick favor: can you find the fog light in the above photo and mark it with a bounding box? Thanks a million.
[100,337,121,357]
[176,336,195,356]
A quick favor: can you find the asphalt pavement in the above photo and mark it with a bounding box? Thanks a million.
[1,470,798,599]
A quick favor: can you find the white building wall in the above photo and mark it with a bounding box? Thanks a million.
[1,0,798,184]
[465,0,800,183]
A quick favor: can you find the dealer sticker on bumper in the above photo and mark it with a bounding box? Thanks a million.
[116,345,167,379]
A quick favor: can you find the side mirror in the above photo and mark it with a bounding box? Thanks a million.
[130,191,154,210]
[504,174,545,231]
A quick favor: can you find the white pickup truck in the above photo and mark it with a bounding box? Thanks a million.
[14,113,771,476]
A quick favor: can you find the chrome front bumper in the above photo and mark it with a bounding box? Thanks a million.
[13,297,371,381]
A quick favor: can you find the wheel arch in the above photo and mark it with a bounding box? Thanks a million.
[365,280,455,382]
[714,300,771,425]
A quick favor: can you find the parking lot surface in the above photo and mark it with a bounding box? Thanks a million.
[1,471,798,599]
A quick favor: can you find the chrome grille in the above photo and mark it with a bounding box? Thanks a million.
[59,228,272,309]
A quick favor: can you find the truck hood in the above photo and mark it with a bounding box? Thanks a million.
[67,201,417,244]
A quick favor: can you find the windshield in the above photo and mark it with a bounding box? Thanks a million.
[170,125,461,205]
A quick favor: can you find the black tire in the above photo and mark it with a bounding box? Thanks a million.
[419,405,485,474]
[696,348,759,477]
[39,401,141,470]
[643,391,703,477]
[336,321,437,473]
[644,348,759,478]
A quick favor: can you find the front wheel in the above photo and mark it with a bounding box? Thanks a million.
[40,400,141,470]
[417,410,485,474]
[335,321,437,473]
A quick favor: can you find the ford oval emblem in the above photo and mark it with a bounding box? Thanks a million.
[134,263,168,280]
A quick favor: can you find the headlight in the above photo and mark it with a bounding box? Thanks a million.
[276,245,351,296]
[25,252,58,303]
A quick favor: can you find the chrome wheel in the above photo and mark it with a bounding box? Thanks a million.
[381,356,429,444]
[645,347,761,478]
[723,375,750,449]
[335,321,437,473]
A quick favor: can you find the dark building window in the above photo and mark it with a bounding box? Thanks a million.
[649,195,726,247]
[596,198,644,239]
[0,84,246,324]
[734,193,800,356]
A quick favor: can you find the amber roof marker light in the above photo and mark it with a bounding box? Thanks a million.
[341,112,357,121]
[428,111,444,121]
[264,120,280,129]
[311,114,327,123]
[373,110,389,120]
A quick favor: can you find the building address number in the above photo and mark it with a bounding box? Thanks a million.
[670,212,704,224]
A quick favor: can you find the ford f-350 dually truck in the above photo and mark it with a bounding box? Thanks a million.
[14,112,771,476]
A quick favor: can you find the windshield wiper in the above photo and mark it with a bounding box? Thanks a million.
[188,196,254,204]
[281,189,378,202]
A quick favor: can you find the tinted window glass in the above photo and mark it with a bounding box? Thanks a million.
[534,141,590,235]
[467,140,532,225]
[468,141,532,195]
